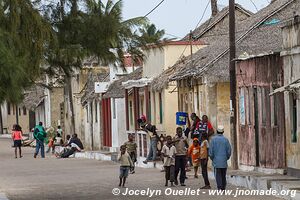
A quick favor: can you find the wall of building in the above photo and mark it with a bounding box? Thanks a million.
[2,102,30,133]
[236,54,285,169]
[111,98,127,152]
[50,87,64,128]
[282,19,300,171]
[143,48,165,78]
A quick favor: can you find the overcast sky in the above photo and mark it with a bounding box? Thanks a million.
[121,0,270,39]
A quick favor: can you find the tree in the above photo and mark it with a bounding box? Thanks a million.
[45,0,165,134]
[0,0,52,130]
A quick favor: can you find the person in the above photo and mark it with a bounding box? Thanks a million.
[190,113,201,139]
[12,124,23,158]
[173,127,189,186]
[124,134,137,174]
[49,133,63,154]
[58,134,84,158]
[140,115,158,164]
[188,138,200,178]
[57,125,63,136]
[118,145,133,187]
[209,125,231,190]
[200,133,211,189]
[33,122,47,158]
[162,135,176,187]
[199,115,214,139]
[55,134,71,155]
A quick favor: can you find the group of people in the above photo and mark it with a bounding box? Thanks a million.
[11,121,84,159]
[118,113,232,191]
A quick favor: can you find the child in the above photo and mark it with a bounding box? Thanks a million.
[200,133,211,189]
[118,145,133,187]
[12,124,23,158]
[188,138,201,178]
[124,134,137,174]
[161,135,176,187]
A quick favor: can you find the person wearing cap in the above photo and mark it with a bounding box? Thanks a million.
[209,125,231,190]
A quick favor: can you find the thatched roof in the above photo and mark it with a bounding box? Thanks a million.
[81,72,109,104]
[182,4,253,44]
[171,0,298,83]
[103,67,143,99]
[150,66,177,91]
[23,85,46,111]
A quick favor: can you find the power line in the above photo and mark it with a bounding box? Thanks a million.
[194,0,210,30]
[249,0,258,12]
[144,0,165,18]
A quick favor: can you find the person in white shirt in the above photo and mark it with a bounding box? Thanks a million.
[162,136,176,187]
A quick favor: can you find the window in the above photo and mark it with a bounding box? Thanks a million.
[13,105,15,115]
[140,98,144,115]
[23,107,27,115]
[159,92,163,124]
[180,93,184,111]
[95,101,98,122]
[291,93,297,143]
[112,98,116,119]
[129,101,133,125]
[7,103,11,115]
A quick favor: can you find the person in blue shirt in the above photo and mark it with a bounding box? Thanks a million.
[209,125,231,190]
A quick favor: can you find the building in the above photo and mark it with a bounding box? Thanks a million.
[154,4,253,143]
[102,66,142,152]
[236,54,285,170]
[280,15,300,177]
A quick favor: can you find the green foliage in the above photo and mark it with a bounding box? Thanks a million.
[0,0,53,103]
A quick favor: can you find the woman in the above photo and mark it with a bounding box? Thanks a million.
[12,124,23,158]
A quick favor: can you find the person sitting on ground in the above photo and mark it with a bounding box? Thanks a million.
[162,135,176,187]
[188,138,201,179]
[55,134,70,155]
[124,134,137,174]
[55,134,83,158]
[118,145,133,187]
[12,124,23,158]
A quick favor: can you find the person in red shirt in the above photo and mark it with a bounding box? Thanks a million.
[11,124,23,158]
[201,115,214,138]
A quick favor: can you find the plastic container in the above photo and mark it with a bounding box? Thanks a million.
[176,112,188,125]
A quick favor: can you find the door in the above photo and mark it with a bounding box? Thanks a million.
[253,88,260,167]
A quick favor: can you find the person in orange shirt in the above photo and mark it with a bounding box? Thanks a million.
[11,124,23,158]
[188,138,201,178]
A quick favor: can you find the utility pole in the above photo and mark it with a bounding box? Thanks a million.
[229,0,238,169]
[189,30,193,60]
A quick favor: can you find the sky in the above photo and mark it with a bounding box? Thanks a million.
[121,0,271,39]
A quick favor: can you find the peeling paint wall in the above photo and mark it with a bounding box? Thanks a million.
[282,19,300,171]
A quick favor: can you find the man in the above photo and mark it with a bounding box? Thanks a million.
[209,125,231,190]
[59,134,84,158]
[198,115,214,142]
[141,115,158,164]
[190,113,201,139]
[33,122,47,158]
[173,127,189,186]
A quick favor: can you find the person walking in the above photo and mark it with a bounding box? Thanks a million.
[200,133,211,189]
[188,138,201,178]
[173,127,189,186]
[209,125,231,190]
[162,135,176,187]
[33,122,47,158]
[12,124,23,158]
[124,134,137,174]
[118,145,133,187]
